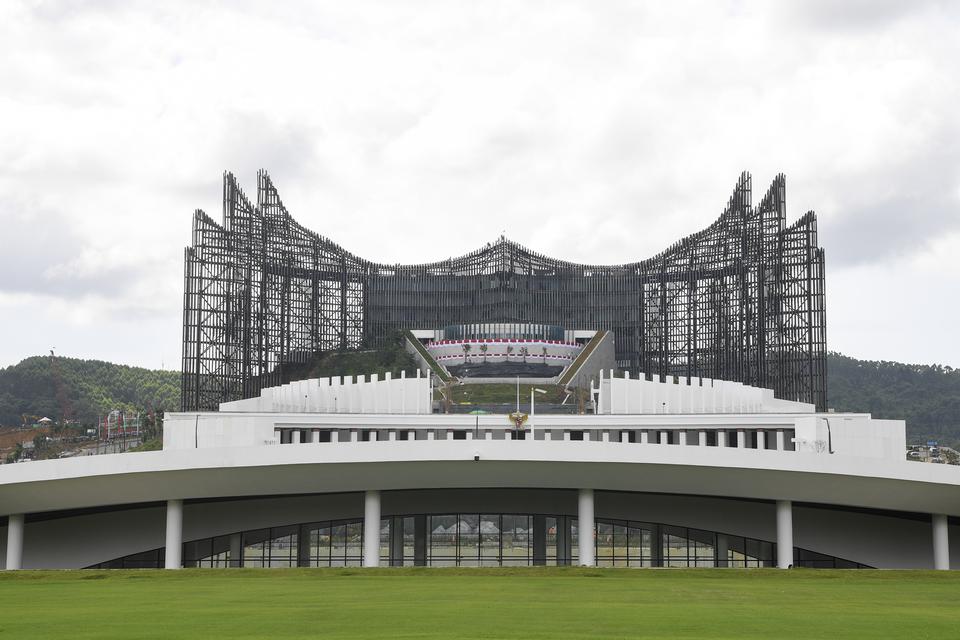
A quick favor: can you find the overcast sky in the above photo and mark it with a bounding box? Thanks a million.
[1,1,958,371]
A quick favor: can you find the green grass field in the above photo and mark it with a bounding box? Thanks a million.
[0,568,955,639]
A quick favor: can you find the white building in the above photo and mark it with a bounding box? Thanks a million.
[1,370,957,570]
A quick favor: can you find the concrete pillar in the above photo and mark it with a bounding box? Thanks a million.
[229,532,243,568]
[297,524,311,567]
[5,514,24,570]
[578,489,595,567]
[776,500,793,569]
[698,431,707,447]
[601,431,609,443]
[678,431,687,446]
[659,431,669,445]
[165,499,183,570]
[776,429,785,451]
[427,431,435,441]
[388,431,396,441]
[533,515,547,566]
[309,430,318,444]
[757,430,766,450]
[718,430,727,448]
[737,430,746,449]
[413,515,427,567]
[351,430,359,442]
[557,516,571,566]
[290,430,301,444]
[363,490,381,568]
[715,533,728,568]
[932,514,950,570]
[640,431,649,444]
[390,516,404,567]
[331,430,339,444]
[369,431,378,442]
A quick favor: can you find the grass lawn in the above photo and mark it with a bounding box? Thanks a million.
[0,568,956,639]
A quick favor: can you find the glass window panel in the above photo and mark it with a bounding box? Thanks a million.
[480,515,501,565]
[596,522,614,566]
[501,515,530,565]
[402,517,416,563]
[570,519,579,564]
[545,517,558,565]
[458,515,480,566]
[429,515,458,567]
[380,518,391,561]
[330,523,348,567]
[345,522,363,566]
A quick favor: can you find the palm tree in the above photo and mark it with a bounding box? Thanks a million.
[520,346,529,363]
[462,343,471,364]
[479,343,488,364]
[542,346,548,363]
[506,345,514,360]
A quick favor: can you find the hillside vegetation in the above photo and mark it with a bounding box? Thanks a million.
[0,356,180,426]
[1,350,957,446]
[827,352,960,447]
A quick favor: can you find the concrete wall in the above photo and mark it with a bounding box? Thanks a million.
[563,331,617,390]
[218,372,432,414]
[596,372,815,415]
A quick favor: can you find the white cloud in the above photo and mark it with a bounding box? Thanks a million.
[0,0,958,369]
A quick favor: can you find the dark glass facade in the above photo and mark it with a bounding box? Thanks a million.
[90,513,867,570]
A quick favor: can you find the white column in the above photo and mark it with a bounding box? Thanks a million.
[640,431,649,444]
[601,431,609,443]
[331,430,339,444]
[388,430,396,441]
[737,430,746,449]
[678,431,687,446]
[718,431,727,448]
[290,430,301,444]
[932,514,950,570]
[578,489,595,567]
[776,500,793,569]
[363,490,381,568]
[756,430,766,450]
[659,430,669,445]
[309,430,319,444]
[775,430,785,451]
[698,431,707,447]
[5,513,24,570]
[165,499,183,570]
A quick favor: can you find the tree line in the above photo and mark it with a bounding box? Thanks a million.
[0,355,180,426]
[1,350,956,447]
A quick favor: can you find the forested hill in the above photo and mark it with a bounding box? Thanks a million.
[827,352,960,447]
[0,356,180,426]
[0,352,957,445]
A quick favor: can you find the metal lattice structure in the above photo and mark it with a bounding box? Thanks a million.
[182,171,826,410]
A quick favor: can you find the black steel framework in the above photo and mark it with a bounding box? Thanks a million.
[182,171,826,410]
